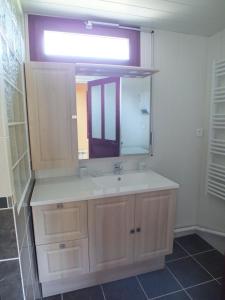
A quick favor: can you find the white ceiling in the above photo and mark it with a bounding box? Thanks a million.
[21,0,225,36]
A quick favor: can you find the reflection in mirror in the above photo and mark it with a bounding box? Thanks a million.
[120,77,151,155]
[76,76,151,160]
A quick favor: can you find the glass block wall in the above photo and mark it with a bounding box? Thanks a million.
[0,0,31,207]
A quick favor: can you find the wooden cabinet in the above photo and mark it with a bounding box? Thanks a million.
[88,195,135,272]
[134,191,176,262]
[32,189,177,294]
[37,239,89,282]
[25,62,78,170]
[88,190,176,272]
[33,201,87,245]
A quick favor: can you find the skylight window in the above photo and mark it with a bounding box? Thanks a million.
[43,30,130,60]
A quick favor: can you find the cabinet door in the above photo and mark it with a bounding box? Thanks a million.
[88,196,135,272]
[37,239,89,282]
[33,201,87,245]
[134,190,176,262]
[25,62,78,170]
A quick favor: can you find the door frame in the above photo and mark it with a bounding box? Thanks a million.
[87,77,120,158]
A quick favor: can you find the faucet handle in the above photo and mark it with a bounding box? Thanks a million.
[113,161,123,174]
[114,161,122,168]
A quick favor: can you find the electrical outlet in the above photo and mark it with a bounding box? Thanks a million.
[196,128,203,137]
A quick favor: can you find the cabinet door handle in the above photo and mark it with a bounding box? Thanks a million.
[57,203,64,209]
[130,229,135,234]
[59,243,66,249]
[136,228,141,233]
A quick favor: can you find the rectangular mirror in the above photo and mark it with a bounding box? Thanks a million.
[75,75,151,160]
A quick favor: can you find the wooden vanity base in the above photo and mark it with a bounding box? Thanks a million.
[42,256,164,297]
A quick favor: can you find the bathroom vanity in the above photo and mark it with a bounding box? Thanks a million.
[31,170,179,297]
[25,61,179,297]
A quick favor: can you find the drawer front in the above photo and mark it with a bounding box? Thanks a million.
[37,238,89,282]
[33,201,87,245]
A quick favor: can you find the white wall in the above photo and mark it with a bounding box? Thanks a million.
[80,30,208,229]
[198,28,225,233]
[149,31,207,228]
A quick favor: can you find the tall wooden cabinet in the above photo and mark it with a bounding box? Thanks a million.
[25,62,78,170]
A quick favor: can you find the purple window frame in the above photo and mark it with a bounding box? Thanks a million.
[28,15,140,66]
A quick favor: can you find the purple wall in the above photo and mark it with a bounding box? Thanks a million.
[28,15,140,66]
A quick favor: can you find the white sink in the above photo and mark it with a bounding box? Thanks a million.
[92,171,150,189]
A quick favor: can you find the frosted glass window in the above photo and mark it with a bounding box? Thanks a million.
[104,83,116,141]
[44,31,130,60]
[91,85,102,139]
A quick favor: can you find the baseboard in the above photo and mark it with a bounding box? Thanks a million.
[174,226,196,237]
[174,225,225,254]
[174,225,225,238]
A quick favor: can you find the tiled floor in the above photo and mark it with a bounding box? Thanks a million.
[42,234,224,300]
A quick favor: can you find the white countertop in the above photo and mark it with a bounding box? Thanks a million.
[30,170,179,206]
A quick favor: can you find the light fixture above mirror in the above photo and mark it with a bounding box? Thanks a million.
[75,63,158,78]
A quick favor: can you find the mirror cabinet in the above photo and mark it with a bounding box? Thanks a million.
[25,63,157,169]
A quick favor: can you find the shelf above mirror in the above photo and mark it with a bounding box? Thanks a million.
[75,63,159,78]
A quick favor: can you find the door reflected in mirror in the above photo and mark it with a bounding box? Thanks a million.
[75,76,151,160]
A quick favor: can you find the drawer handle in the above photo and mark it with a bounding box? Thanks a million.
[130,229,135,234]
[136,228,141,233]
[59,243,66,249]
[57,203,64,209]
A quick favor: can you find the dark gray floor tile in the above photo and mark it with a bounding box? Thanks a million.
[187,280,222,300]
[103,277,146,300]
[157,291,190,300]
[138,269,181,299]
[218,277,224,284]
[0,209,18,259]
[194,250,224,278]
[0,197,8,208]
[168,257,213,288]
[166,242,189,262]
[0,260,20,281]
[64,285,104,300]
[175,234,213,255]
[0,260,23,300]
[0,272,23,300]
[43,295,61,300]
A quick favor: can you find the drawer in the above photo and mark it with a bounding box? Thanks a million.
[36,238,89,282]
[32,201,87,245]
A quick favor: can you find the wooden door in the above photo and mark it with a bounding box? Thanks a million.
[134,190,176,262]
[88,195,135,272]
[36,239,89,282]
[25,62,78,170]
[32,201,87,245]
[87,77,120,158]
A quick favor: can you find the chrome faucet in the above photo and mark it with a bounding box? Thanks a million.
[113,161,123,175]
